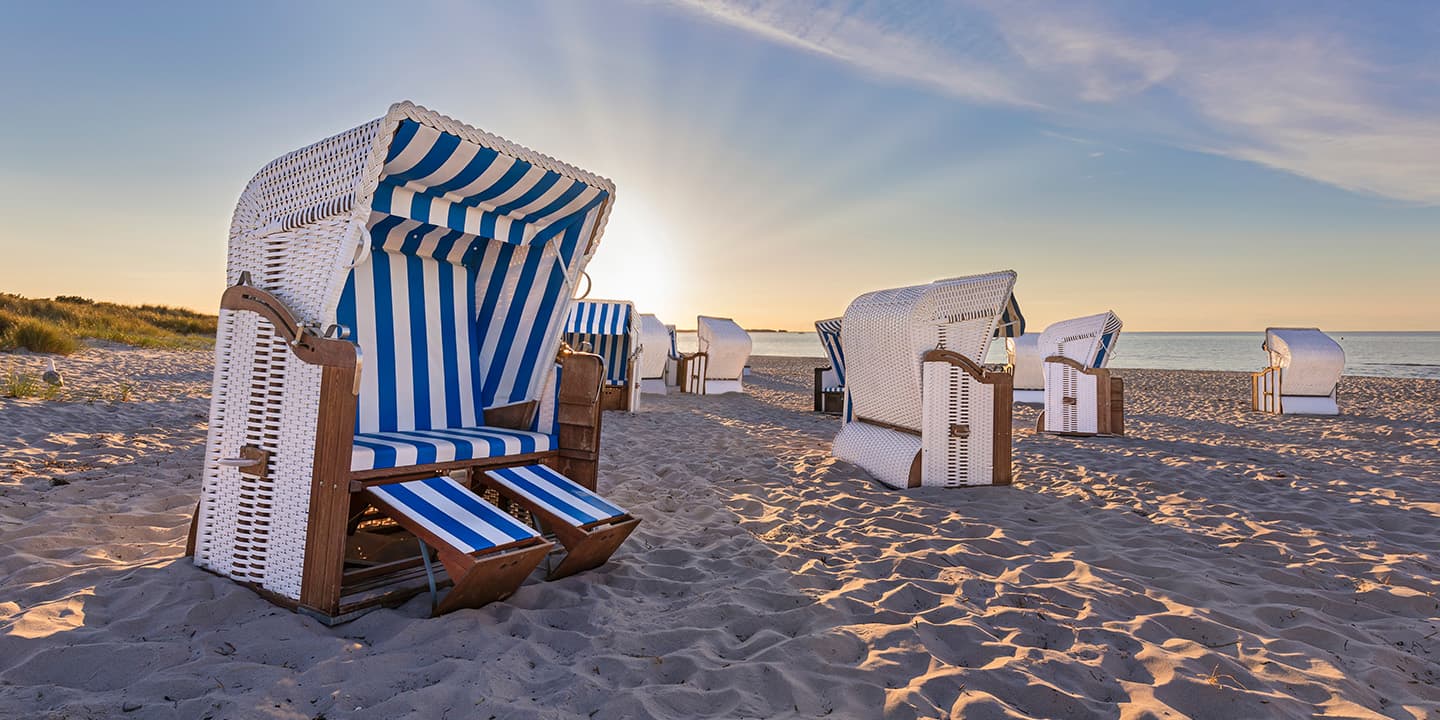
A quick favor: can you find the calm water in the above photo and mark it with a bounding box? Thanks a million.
[677,331,1440,380]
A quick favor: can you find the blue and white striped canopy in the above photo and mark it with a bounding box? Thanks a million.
[994,294,1026,338]
[564,300,635,386]
[815,317,845,387]
[565,300,633,336]
[339,107,614,418]
[373,120,610,246]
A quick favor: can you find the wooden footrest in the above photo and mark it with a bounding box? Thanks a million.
[364,476,553,615]
[476,464,640,580]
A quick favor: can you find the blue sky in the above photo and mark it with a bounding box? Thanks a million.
[0,0,1435,330]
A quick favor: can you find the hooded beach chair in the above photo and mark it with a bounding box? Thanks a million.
[680,316,752,394]
[565,299,641,412]
[638,313,676,395]
[191,102,638,623]
[1037,311,1124,436]
[1252,328,1344,415]
[1006,334,1044,404]
[813,317,845,413]
[832,271,1017,489]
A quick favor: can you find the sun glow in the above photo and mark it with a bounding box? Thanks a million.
[582,196,685,320]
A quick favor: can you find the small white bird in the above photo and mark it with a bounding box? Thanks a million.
[42,358,63,387]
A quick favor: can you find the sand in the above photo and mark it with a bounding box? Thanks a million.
[1,349,1437,719]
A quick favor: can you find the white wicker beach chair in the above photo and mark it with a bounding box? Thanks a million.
[1006,334,1044,404]
[1253,328,1344,415]
[680,316,752,394]
[191,102,639,622]
[832,271,1017,489]
[1038,311,1124,436]
[638,313,674,395]
[813,317,845,413]
[565,299,641,412]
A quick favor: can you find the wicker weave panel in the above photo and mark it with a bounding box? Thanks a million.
[921,361,994,486]
[1043,363,1099,434]
[833,421,921,489]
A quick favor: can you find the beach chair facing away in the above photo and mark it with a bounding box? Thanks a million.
[813,317,845,414]
[1006,334,1044,404]
[680,316,752,394]
[1038,311,1124,436]
[832,271,1017,489]
[1253,328,1344,415]
[565,300,641,413]
[638,313,675,395]
[191,102,637,623]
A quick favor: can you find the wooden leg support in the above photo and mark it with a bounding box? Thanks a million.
[545,516,642,581]
[432,541,554,616]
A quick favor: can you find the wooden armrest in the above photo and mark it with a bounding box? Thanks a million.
[922,349,1011,385]
[1042,355,1106,377]
[222,281,358,368]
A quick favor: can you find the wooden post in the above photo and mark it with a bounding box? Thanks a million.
[298,364,358,616]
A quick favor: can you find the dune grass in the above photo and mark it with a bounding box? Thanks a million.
[0,294,216,354]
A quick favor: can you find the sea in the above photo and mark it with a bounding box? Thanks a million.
[675,331,1440,380]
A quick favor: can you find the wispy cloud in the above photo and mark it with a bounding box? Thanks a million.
[669,0,1440,204]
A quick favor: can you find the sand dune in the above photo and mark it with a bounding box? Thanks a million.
[1,349,1436,718]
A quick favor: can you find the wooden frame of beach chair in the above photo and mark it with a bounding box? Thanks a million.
[192,102,627,623]
[1252,327,1343,415]
[1036,312,1125,436]
[564,299,642,413]
[813,317,845,414]
[831,271,1018,489]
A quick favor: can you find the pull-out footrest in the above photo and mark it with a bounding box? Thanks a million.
[365,477,553,615]
[477,464,640,580]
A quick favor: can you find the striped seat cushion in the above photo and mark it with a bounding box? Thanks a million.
[367,476,539,554]
[352,427,555,472]
[485,465,627,527]
[822,385,844,394]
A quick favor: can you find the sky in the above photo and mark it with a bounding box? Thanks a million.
[0,0,1436,331]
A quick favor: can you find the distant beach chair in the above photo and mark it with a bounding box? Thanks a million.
[1006,334,1043,404]
[813,317,845,414]
[1252,328,1344,415]
[680,316,752,394]
[191,102,637,623]
[832,271,1017,488]
[565,299,641,412]
[1037,311,1124,436]
[638,313,676,395]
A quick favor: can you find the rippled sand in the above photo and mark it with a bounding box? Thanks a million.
[1,349,1436,718]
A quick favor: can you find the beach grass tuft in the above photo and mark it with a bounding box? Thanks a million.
[0,294,217,354]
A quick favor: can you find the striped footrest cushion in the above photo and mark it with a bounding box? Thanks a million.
[352,427,555,471]
[366,476,540,554]
[484,465,627,527]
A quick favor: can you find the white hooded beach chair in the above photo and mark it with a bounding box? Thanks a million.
[565,299,641,412]
[813,317,845,414]
[832,271,1017,489]
[190,102,638,623]
[1253,328,1344,415]
[1006,334,1044,404]
[1038,311,1124,436]
[680,315,752,394]
[638,313,676,395]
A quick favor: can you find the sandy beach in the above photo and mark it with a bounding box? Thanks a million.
[1,349,1437,719]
